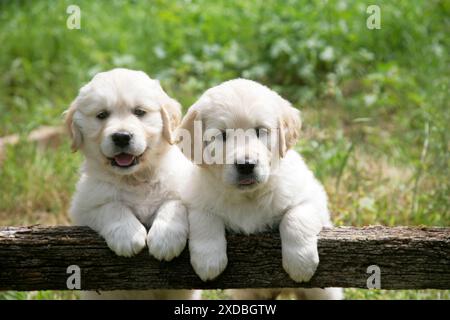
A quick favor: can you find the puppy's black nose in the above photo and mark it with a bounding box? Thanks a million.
[112,132,132,148]
[235,160,256,175]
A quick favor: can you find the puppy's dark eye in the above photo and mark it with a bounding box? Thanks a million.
[133,108,146,117]
[96,110,110,120]
[256,127,266,138]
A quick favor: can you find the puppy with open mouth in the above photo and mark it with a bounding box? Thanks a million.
[65,68,196,299]
[177,79,342,299]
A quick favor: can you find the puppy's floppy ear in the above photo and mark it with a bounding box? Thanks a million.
[160,97,182,144]
[176,107,201,163]
[278,98,301,157]
[63,101,83,152]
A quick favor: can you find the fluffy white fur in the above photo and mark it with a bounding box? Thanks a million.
[66,68,196,299]
[178,79,342,300]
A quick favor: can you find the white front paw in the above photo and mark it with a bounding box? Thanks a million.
[190,246,228,281]
[102,221,147,257]
[147,221,187,261]
[282,241,319,283]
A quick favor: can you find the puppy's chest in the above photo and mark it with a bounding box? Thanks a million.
[118,182,173,224]
[216,197,285,234]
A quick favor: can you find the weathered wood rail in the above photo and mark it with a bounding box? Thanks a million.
[0,225,448,291]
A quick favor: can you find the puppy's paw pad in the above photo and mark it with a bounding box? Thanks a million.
[147,223,187,261]
[191,250,228,281]
[282,245,319,283]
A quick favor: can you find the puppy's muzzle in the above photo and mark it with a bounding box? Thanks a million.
[108,131,145,169]
[235,159,258,187]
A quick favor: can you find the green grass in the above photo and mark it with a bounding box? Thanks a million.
[0,291,79,300]
[0,141,81,225]
[0,0,448,299]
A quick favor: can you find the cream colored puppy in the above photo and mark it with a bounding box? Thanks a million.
[66,68,195,299]
[177,79,342,300]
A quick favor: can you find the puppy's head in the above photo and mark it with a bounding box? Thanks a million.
[177,79,300,191]
[65,68,181,176]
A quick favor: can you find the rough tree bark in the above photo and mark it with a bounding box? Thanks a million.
[0,225,448,291]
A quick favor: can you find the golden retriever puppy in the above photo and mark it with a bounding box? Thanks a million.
[65,68,197,299]
[177,79,342,300]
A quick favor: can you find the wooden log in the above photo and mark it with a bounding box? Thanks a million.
[0,225,448,291]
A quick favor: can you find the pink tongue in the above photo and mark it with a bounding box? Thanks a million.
[114,153,135,166]
[239,178,255,185]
